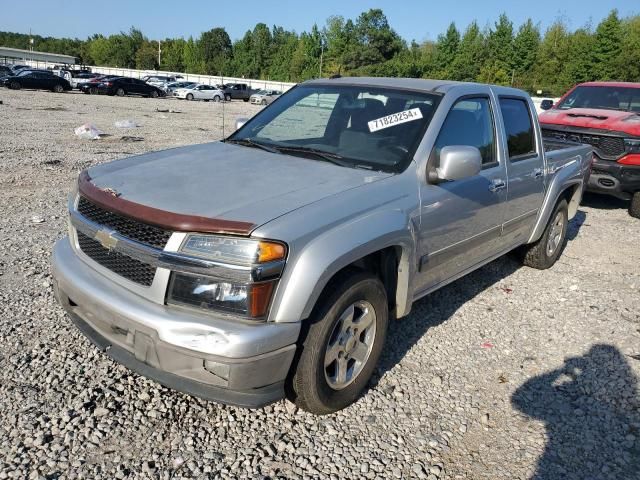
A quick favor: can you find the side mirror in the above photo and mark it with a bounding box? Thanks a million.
[434,146,482,182]
[235,117,249,131]
[540,99,554,111]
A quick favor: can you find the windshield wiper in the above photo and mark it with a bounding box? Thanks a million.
[269,145,355,167]
[225,138,280,154]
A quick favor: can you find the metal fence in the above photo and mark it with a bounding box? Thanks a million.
[21,59,296,92]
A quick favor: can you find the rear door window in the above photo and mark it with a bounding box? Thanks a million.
[499,98,537,161]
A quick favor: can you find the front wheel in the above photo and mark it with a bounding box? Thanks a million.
[243,98,249,102]
[288,271,389,414]
[149,90,158,98]
[186,93,194,101]
[518,199,568,269]
[261,99,267,105]
[115,88,126,97]
[629,192,640,219]
[213,95,221,102]
[10,81,20,90]
[224,94,231,102]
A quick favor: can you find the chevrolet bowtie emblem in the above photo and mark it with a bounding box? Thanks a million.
[95,229,118,250]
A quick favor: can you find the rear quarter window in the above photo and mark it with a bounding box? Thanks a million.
[499,98,537,161]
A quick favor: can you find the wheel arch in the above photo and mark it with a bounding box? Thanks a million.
[269,211,418,323]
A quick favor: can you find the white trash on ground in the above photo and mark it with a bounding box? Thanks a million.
[114,119,139,128]
[74,123,103,140]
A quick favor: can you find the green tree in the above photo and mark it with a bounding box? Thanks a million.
[593,10,623,80]
[433,22,460,79]
[450,22,485,81]
[135,41,158,70]
[533,21,571,95]
[198,27,232,75]
[486,13,515,83]
[618,16,640,82]
[512,19,540,89]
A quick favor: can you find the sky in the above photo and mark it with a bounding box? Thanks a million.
[1,0,639,43]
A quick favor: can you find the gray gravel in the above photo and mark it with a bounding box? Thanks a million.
[1,88,639,480]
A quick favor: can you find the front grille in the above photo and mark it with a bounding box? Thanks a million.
[77,232,157,286]
[542,129,625,160]
[77,196,171,249]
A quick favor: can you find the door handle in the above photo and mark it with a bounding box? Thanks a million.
[489,179,506,193]
[533,168,543,178]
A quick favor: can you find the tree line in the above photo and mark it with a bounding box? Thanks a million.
[1,8,638,95]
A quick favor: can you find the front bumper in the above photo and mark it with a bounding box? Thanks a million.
[51,238,299,408]
[587,156,640,200]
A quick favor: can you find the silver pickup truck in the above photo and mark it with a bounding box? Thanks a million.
[51,77,592,414]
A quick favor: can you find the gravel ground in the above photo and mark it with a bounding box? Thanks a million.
[0,88,639,480]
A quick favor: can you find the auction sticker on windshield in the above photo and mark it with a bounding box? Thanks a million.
[368,108,423,133]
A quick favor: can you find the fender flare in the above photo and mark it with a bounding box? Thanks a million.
[528,157,585,244]
[270,209,418,323]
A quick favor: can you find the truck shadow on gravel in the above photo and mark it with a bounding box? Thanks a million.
[581,192,629,211]
[373,254,522,381]
[511,345,640,480]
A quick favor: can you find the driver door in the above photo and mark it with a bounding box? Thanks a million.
[416,95,507,293]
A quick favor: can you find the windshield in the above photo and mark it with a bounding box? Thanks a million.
[228,84,440,173]
[557,86,640,113]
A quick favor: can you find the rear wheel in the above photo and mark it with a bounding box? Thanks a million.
[224,94,231,102]
[629,192,640,219]
[186,93,194,101]
[288,271,389,414]
[518,199,568,269]
[53,84,64,93]
[116,88,126,97]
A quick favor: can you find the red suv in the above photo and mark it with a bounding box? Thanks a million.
[539,82,640,218]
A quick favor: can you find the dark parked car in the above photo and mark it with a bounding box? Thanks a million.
[96,77,165,98]
[78,75,121,94]
[1,69,72,92]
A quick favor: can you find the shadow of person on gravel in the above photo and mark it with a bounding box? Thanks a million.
[512,344,640,480]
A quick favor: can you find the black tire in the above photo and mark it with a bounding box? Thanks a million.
[287,271,389,414]
[53,84,64,93]
[10,81,20,90]
[186,93,194,101]
[243,98,249,102]
[89,86,98,95]
[518,199,569,269]
[116,88,126,97]
[213,95,221,102]
[261,99,267,105]
[629,192,640,219]
[149,90,158,98]
[224,94,231,102]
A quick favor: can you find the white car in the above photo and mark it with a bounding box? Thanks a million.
[174,84,225,102]
[250,89,282,105]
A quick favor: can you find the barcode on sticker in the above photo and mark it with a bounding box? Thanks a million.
[368,108,423,132]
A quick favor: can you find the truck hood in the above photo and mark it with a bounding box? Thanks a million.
[539,108,640,136]
[85,141,391,234]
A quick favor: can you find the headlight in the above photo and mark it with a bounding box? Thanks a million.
[624,138,640,154]
[180,234,286,266]
[167,235,287,319]
[168,274,275,318]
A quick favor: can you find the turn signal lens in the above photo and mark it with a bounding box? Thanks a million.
[257,241,286,263]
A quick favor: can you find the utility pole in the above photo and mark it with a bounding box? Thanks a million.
[319,42,324,78]
[157,40,161,68]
